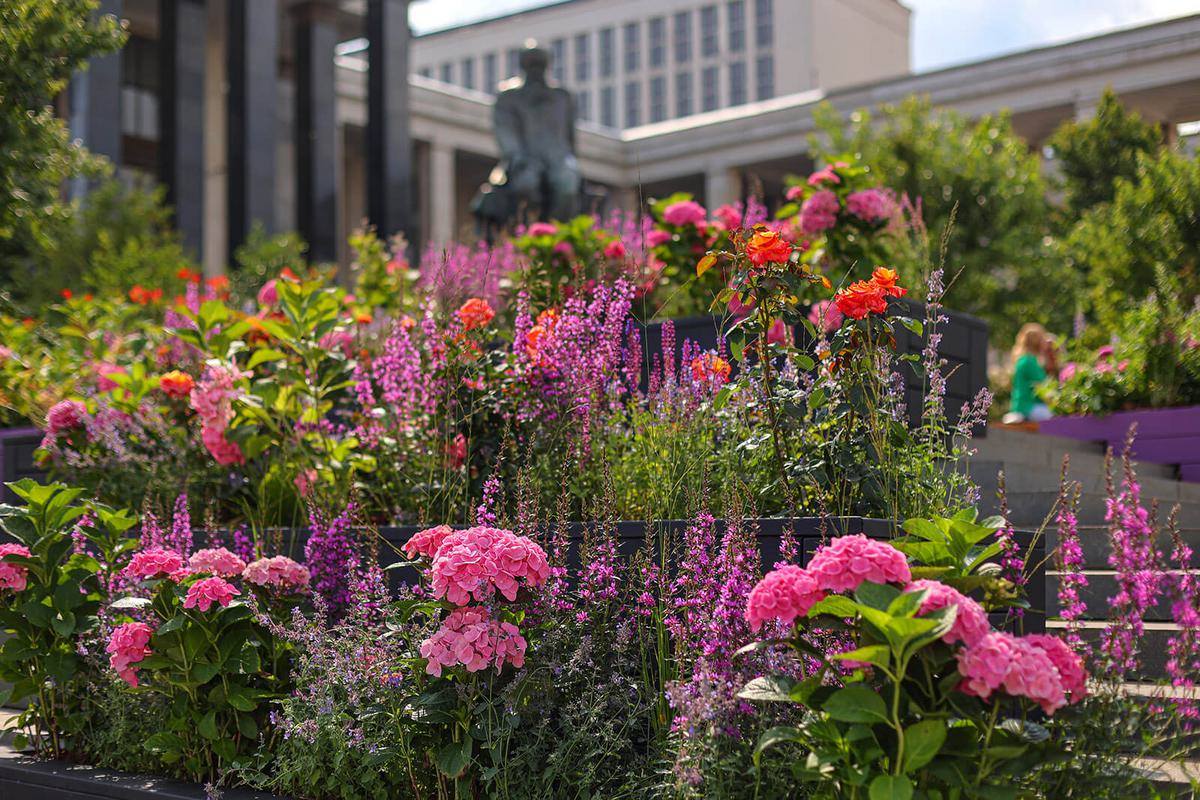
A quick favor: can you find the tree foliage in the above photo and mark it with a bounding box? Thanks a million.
[809,96,1056,345]
[1047,88,1164,221]
[0,0,125,284]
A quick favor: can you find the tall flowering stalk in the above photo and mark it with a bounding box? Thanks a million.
[994,474,1025,620]
[1101,440,1163,675]
[304,503,359,613]
[1054,470,1089,655]
[1165,511,1200,726]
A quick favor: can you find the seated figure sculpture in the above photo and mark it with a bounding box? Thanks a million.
[473,43,581,230]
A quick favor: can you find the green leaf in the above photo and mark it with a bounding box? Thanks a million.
[738,675,798,703]
[902,719,947,771]
[157,616,185,635]
[807,595,859,618]
[143,731,185,757]
[855,581,901,611]
[191,661,221,684]
[869,774,913,800]
[822,685,889,724]
[753,725,804,765]
[832,644,891,671]
[236,711,258,739]
[435,737,472,778]
[197,709,219,740]
[50,610,76,637]
[246,348,287,369]
[226,686,257,712]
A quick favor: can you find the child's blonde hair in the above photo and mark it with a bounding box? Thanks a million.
[1012,322,1048,362]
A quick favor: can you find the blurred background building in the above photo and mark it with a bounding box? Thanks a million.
[66,1,1200,275]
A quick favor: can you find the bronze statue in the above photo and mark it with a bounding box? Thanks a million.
[472,44,582,232]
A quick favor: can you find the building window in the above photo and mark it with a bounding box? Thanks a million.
[625,80,641,126]
[439,62,454,84]
[701,6,719,57]
[729,61,746,105]
[600,85,616,127]
[506,48,521,79]
[649,17,666,68]
[728,1,745,53]
[755,54,773,100]
[417,66,431,78]
[623,22,640,72]
[484,53,497,94]
[675,71,693,117]
[702,65,719,111]
[121,35,159,142]
[575,33,591,82]
[577,90,591,121]
[461,57,476,90]
[599,27,614,77]
[649,75,666,122]
[755,0,773,47]
[551,38,566,83]
[674,11,692,63]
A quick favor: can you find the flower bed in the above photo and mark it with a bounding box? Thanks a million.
[1040,405,1200,481]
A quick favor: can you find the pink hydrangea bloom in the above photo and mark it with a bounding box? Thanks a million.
[46,400,87,436]
[1059,362,1077,382]
[242,555,310,592]
[807,299,844,333]
[107,622,154,688]
[96,363,128,392]
[525,222,558,237]
[957,632,1071,715]
[746,565,826,631]
[807,165,842,186]
[713,203,742,230]
[125,547,186,580]
[1003,637,1068,715]
[785,185,806,201]
[798,190,839,235]
[188,547,246,578]
[403,525,455,559]
[662,199,707,227]
[957,631,1020,701]
[806,535,911,593]
[646,229,673,248]
[1024,634,1088,704]
[183,576,240,612]
[429,526,550,605]
[552,240,575,257]
[845,188,896,223]
[1096,344,1114,360]
[0,544,32,592]
[766,318,792,347]
[419,606,527,676]
[907,579,990,646]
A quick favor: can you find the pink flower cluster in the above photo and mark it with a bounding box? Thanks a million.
[429,525,550,605]
[242,555,310,592]
[402,524,455,559]
[907,579,990,646]
[0,544,32,592]
[188,547,246,578]
[45,400,87,437]
[846,188,896,223]
[807,299,844,334]
[662,199,707,227]
[746,565,825,631]
[183,576,240,612]
[125,547,186,580]
[806,535,912,593]
[419,606,527,677]
[190,361,248,466]
[107,622,154,687]
[956,631,1087,715]
[798,190,839,235]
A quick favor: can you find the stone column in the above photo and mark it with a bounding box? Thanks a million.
[704,166,742,209]
[366,0,413,239]
[68,0,123,199]
[294,0,339,263]
[159,0,207,260]
[226,0,279,260]
[428,142,457,245]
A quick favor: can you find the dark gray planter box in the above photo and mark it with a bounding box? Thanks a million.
[0,743,284,799]
[0,428,45,504]
[640,303,989,432]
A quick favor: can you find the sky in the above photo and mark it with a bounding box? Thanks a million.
[408,0,1200,72]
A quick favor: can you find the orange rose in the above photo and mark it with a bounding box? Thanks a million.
[160,370,196,398]
[834,279,888,320]
[457,298,495,332]
[691,353,732,384]
[870,267,907,298]
[745,229,793,267]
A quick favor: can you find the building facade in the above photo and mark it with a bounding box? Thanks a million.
[407,0,910,128]
[65,2,1200,277]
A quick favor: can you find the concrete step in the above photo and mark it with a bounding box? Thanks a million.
[1047,620,1180,679]
[974,427,1177,481]
[1046,570,1192,621]
[1044,528,1200,569]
